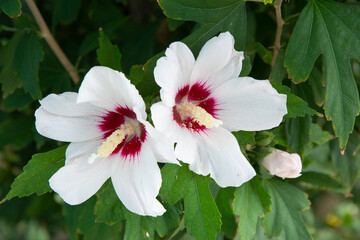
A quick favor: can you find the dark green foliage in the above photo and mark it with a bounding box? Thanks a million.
[285,0,360,147]
[2,145,67,202]
[1,0,360,239]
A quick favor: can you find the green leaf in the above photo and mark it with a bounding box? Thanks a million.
[128,65,145,85]
[254,42,273,65]
[39,43,73,94]
[0,0,21,17]
[310,123,333,145]
[272,83,319,118]
[269,50,286,82]
[262,180,311,240]
[0,30,24,96]
[142,0,248,98]
[2,145,67,202]
[14,31,43,99]
[95,181,157,239]
[285,0,360,147]
[77,197,122,240]
[1,88,33,110]
[94,180,125,224]
[285,115,311,157]
[169,166,222,240]
[215,188,236,239]
[239,55,252,77]
[52,0,81,28]
[255,131,274,147]
[159,163,180,203]
[97,30,122,72]
[234,177,271,240]
[123,211,154,240]
[245,0,273,4]
[233,131,255,146]
[95,179,180,237]
[0,117,34,149]
[159,0,247,53]
[331,132,360,190]
[168,19,184,31]
[79,20,124,57]
[308,66,325,107]
[295,172,346,194]
[136,52,162,97]
[149,204,181,237]
[122,203,180,239]
[64,203,84,240]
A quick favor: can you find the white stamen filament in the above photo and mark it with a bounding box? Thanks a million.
[178,101,222,128]
[88,122,135,164]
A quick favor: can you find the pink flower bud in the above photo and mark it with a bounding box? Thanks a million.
[261,149,302,179]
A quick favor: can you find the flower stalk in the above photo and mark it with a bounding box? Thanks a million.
[272,0,284,67]
[24,0,80,84]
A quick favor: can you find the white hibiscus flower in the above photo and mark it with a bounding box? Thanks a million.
[151,32,287,188]
[35,66,177,217]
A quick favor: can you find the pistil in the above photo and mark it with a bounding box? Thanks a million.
[177,101,222,129]
[88,122,135,164]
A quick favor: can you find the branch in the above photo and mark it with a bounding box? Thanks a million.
[271,0,284,67]
[24,0,80,84]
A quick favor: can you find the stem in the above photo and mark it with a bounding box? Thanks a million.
[24,0,80,84]
[168,216,185,239]
[271,0,284,67]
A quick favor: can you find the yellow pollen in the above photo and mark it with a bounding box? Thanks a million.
[97,122,135,159]
[178,102,222,128]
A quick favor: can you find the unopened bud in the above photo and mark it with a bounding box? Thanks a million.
[261,149,302,179]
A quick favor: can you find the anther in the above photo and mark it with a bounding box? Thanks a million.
[87,122,135,164]
[178,102,222,128]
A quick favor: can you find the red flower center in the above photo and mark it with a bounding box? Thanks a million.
[98,107,146,159]
[172,82,219,132]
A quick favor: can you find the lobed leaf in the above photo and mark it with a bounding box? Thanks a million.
[310,123,333,145]
[1,88,33,111]
[169,166,222,240]
[285,0,360,147]
[160,0,247,54]
[0,30,24,96]
[262,180,311,240]
[0,0,21,17]
[215,188,236,239]
[295,171,346,194]
[272,83,319,118]
[14,31,44,99]
[52,0,81,28]
[233,176,271,240]
[95,179,180,238]
[2,145,67,202]
[331,132,360,190]
[97,30,122,72]
[95,180,125,224]
[0,117,34,149]
[285,115,311,157]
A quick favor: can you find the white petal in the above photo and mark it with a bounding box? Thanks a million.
[65,139,102,163]
[144,122,178,165]
[39,92,104,117]
[213,77,287,131]
[154,42,195,107]
[190,32,244,89]
[174,130,197,166]
[150,102,190,143]
[35,108,102,142]
[49,156,113,205]
[111,143,165,216]
[176,127,256,187]
[77,66,146,117]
